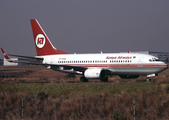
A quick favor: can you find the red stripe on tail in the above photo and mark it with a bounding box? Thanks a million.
[30,19,68,56]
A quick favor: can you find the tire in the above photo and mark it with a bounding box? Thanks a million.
[80,77,88,82]
[147,78,151,82]
[101,77,108,82]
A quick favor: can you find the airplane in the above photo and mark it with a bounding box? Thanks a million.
[1,19,168,82]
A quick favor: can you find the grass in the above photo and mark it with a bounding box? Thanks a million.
[0,83,169,119]
[0,83,164,98]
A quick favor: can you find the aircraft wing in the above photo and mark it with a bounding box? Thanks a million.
[1,48,87,75]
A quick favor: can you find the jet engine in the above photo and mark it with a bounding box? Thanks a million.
[84,68,107,80]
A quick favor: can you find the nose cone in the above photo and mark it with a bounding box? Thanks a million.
[162,62,168,70]
[155,62,168,74]
[165,63,168,69]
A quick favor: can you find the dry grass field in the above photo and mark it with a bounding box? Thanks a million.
[0,65,169,120]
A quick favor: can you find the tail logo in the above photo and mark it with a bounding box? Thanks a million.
[35,34,46,48]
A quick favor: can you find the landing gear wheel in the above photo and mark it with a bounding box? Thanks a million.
[147,77,151,82]
[80,76,88,82]
[100,77,108,82]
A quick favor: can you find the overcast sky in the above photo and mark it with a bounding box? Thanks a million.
[1,0,169,58]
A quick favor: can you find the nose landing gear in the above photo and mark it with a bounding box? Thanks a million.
[146,77,151,82]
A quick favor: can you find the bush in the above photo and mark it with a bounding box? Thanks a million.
[37,91,48,99]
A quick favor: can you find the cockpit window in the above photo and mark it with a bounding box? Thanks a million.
[155,59,160,61]
[149,58,160,62]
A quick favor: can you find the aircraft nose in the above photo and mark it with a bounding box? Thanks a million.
[163,62,168,69]
[166,63,168,69]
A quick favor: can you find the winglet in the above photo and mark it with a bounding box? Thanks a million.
[1,48,12,62]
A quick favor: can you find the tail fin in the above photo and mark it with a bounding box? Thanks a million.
[30,19,68,56]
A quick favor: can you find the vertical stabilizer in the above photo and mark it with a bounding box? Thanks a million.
[30,19,68,56]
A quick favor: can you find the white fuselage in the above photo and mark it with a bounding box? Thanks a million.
[38,53,167,76]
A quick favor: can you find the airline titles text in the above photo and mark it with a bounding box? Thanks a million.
[106,56,132,60]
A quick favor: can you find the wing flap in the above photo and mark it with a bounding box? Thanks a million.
[49,64,87,74]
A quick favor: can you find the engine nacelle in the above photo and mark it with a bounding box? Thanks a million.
[119,75,139,79]
[84,68,107,79]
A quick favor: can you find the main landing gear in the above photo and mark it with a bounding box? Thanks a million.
[100,77,108,82]
[80,76,108,82]
[80,76,88,82]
